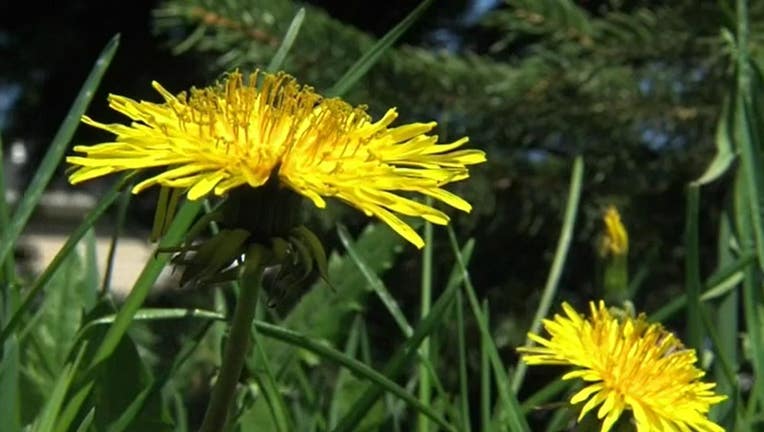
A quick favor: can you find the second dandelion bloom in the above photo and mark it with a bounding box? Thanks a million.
[599,205,628,257]
[518,301,726,432]
[67,70,485,248]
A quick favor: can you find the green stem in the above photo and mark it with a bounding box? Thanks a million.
[100,186,132,297]
[417,208,433,432]
[200,252,264,432]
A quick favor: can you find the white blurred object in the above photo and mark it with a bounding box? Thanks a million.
[10,139,28,165]
[20,233,172,297]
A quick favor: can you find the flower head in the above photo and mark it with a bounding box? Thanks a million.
[67,71,485,248]
[518,301,726,432]
[599,205,628,257]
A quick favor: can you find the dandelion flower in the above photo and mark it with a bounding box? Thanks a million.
[599,205,628,257]
[518,301,726,432]
[67,71,485,248]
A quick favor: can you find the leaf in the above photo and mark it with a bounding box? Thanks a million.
[694,93,736,185]
[21,229,99,416]
[247,327,294,432]
[83,303,171,432]
[33,345,87,432]
[0,337,21,432]
[328,375,386,431]
[74,408,95,432]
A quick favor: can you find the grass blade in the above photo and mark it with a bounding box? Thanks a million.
[735,89,764,269]
[73,408,95,432]
[0,337,21,432]
[480,299,492,432]
[327,0,434,97]
[0,34,120,267]
[456,290,471,432]
[735,169,764,411]
[337,224,412,335]
[100,186,132,296]
[58,312,215,431]
[267,8,306,72]
[712,210,739,425]
[685,185,702,351]
[33,345,87,432]
[250,325,293,432]
[328,315,363,429]
[520,377,569,414]
[719,1,764,417]
[337,223,451,403]
[331,266,462,432]
[447,228,530,432]
[511,156,583,393]
[79,308,226,334]
[0,134,16,292]
[418,208,434,432]
[330,231,473,432]
[694,93,735,186]
[649,252,754,322]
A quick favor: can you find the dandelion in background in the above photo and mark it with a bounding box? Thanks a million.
[599,205,628,257]
[598,205,629,303]
[67,70,485,248]
[518,301,726,432]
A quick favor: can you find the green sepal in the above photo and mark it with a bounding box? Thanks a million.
[270,237,291,263]
[150,187,185,242]
[288,234,314,280]
[181,209,224,245]
[602,254,629,304]
[291,226,333,290]
[150,187,171,242]
[174,229,251,287]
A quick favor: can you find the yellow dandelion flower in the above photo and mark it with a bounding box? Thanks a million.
[67,71,485,248]
[518,301,726,432]
[599,205,628,257]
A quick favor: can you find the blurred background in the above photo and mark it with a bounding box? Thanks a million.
[1,0,757,429]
